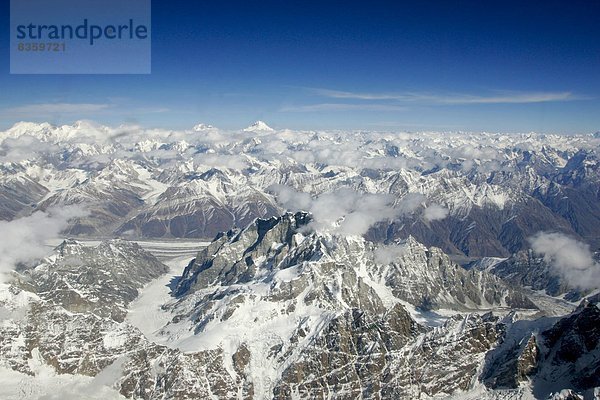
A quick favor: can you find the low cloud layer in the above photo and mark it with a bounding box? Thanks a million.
[0,206,87,282]
[373,243,408,264]
[0,135,60,163]
[308,87,582,105]
[270,186,433,236]
[529,232,600,290]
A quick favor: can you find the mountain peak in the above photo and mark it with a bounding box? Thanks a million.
[54,238,85,256]
[243,120,274,132]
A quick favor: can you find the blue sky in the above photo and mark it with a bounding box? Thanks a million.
[1,0,599,133]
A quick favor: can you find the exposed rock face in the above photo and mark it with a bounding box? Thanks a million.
[177,212,536,311]
[0,240,251,399]
[116,171,281,238]
[482,324,543,390]
[539,150,600,245]
[473,250,590,301]
[483,295,600,399]
[0,216,598,399]
[2,239,169,379]
[380,313,506,399]
[377,194,579,258]
[0,173,48,220]
[535,296,600,395]
[35,160,148,236]
[273,305,422,399]
[517,335,539,381]
[157,213,536,397]
[20,239,169,322]
[547,389,585,400]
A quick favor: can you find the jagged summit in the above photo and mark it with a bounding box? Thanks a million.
[53,238,85,256]
[134,212,541,398]
[175,212,535,311]
[243,120,274,132]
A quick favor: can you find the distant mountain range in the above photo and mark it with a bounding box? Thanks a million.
[1,121,599,258]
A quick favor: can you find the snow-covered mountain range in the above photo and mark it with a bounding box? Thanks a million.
[0,215,598,399]
[1,121,599,257]
[1,121,599,398]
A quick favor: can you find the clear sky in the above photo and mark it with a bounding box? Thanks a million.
[1,0,599,133]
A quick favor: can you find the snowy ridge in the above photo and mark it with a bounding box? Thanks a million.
[124,213,536,397]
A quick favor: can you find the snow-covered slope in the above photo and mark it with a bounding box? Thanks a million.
[132,213,538,397]
[243,120,274,132]
[0,219,598,398]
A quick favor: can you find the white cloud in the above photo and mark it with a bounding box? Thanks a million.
[0,135,60,162]
[373,243,407,264]
[281,103,407,112]
[308,88,410,101]
[423,204,449,221]
[270,186,424,236]
[0,206,88,283]
[394,193,426,214]
[408,91,580,105]
[529,232,600,290]
[193,153,250,170]
[309,87,585,105]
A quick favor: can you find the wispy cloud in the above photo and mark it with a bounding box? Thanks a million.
[411,91,582,105]
[269,186,406,236]
[131,106,171,114]
[4,103,112,115]
[308,88,586,105]
[281,103,407,112]
[367,121,465,129]
[0,206,88,283]
[310,88,407,101]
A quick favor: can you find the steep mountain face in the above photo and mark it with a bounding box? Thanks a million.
[0,172,48,220]
[482,295,600,399]
[0,240,247,399]
[535,296,600,396]
[18,239,169,321]
[144,213,599,398]
[35,159,160,236]
[3,121,600,398]
[116,169,281,238]
[378,194,579,257]
[534,150,600,246]
[244,121,274,132]
[176,212,535,311]
[145,213,536,397]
